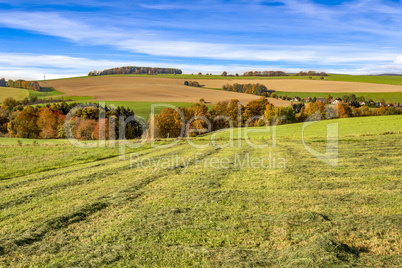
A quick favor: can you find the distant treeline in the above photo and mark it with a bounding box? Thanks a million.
[241,71,328,77]
[88,66,183,76]
[243,71,287,77]
[296,71,328,76]
[0,78,42,91]
[222,83,273,96]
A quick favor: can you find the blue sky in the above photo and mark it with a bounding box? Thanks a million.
[1,0,402,79]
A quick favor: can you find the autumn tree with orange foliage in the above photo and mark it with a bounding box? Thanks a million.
[227,99,244,127]
[92,119,114,140]
[71,117,98,140]
[210,101,230,130]
[305,101,328,120]
[37,107,66,139]
[337,103,352,118]
[243,97,270,126]
[154,108,183,138]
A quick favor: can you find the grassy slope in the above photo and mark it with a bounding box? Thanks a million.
[0,87,29,102]
[27,87,65,98]
[328,74,402,85]
[0,115,401,266]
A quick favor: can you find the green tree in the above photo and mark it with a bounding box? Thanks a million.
[1,97,18,112]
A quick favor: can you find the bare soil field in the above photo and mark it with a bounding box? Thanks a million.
[202,79,402,93]
[40,76,290,106]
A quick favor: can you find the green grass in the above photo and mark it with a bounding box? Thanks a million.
[27,87,65,99]
[35,99,208,121]
[0,87,29,102]
[0,86,65,104]
[202,115,402,141]
[328,74,402,85]
[100,101,211,121]
[0,115,401,266]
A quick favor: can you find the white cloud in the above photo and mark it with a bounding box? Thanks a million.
[1,1,402,76]
[0,11,399,66]
[395,55,402,64]
[1,52,402,80]
[0,53,261,79]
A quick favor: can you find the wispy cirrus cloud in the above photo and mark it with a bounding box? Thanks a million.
[0,0,402,77]
[0,11,399,64]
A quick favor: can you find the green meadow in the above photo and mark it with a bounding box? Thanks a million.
[34,99,201,121]
[27,87,65,98]
[1,115,401,266]
[3,87,200,121]
[0,87,29,102]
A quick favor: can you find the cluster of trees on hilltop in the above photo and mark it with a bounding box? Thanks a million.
[88,66,183,76]
[184,81,202,87]
[243,71,287,77]
[222,83,273,96]
[0,98,142,139]
[296,71,328,76]
[0,78,42,91]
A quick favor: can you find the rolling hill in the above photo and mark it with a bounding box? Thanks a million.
[0,115,401,266]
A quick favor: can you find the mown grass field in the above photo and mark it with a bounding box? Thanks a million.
[0,87,29,102]
[0,115,401,266]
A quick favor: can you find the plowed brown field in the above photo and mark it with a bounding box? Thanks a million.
[202,79,402,93]
[41,76,291,106]
[41,76,401,107]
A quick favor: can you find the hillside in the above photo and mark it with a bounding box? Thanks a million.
[39,76,291,106]
[0,87,29,102]
[38,76,402,107]
[0,115,401,266]
[201,79,402,93]
[46,73,402,86]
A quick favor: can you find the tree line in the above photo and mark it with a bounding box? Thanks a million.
[239,71,327,77]
[1,96,400,140]
[0,98,142,139]
[222,83,273,97]
[88,66,183,76]
[243,71,287,77]
[0,78,42,91]
[151,98,402,139]
[296,71,328,76]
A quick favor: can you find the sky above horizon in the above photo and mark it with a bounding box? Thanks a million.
[1,0,402,79]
